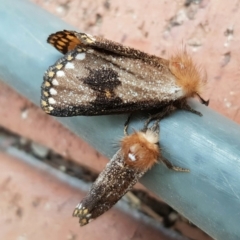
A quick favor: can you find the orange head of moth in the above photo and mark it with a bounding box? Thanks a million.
[121,124,160,172]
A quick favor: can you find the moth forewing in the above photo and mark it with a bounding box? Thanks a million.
[73,150,145,226]
[41,46,188,117]
[42,30,208,117]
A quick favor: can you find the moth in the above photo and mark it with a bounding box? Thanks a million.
[72,121,189,226]
[41,30,208,117]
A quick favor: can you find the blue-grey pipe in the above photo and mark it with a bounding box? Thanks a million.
[0,1,240,239]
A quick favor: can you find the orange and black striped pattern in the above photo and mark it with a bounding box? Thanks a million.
[47,30,81,54]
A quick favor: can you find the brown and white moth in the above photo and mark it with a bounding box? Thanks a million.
[72,121,189,226]
[41,30,208,117]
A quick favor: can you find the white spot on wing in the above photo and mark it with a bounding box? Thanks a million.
[52,79,59,86]
[50,88,57,95]
[65,62,75,69]
[76,52,86,60]
[56,71,65,77]
[76,203,82,209]
[48,97,56,104]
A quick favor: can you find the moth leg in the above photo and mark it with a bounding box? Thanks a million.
[143,105,175,130]
[174,99,202,116]
[124,113,133,136]
[161,157,190,172]
[196,93,210,106]
[181,103,202,116]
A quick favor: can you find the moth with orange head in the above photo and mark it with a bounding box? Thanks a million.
[41,30,208,118]
[73,121,189,226]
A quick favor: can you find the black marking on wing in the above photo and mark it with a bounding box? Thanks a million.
[47,100,171,117]
[82,67,121,93]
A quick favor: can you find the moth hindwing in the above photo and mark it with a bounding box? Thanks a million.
[72,121,189,226]
[41,30,208,117]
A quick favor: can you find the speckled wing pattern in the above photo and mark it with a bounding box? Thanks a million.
[41,31,183,117]
[72,149,145,226]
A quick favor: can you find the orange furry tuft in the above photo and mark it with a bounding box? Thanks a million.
[121,129,160,171]
[169,50,207,98]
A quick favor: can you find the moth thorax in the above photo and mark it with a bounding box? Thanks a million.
[121,131,159,171]
[169,51,206,98]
